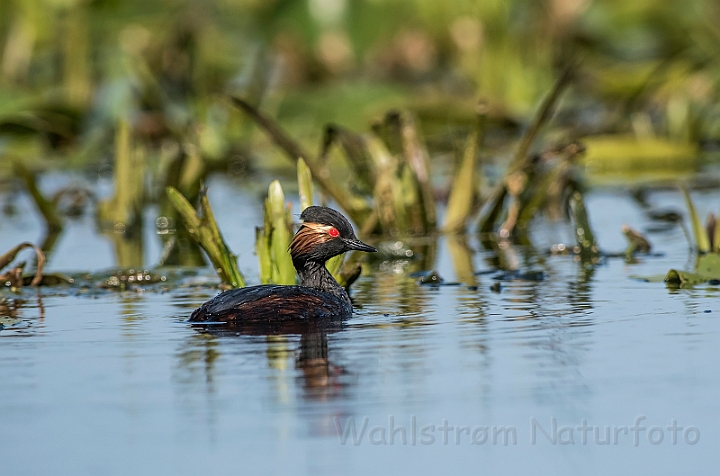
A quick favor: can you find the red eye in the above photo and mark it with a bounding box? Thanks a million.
[328,227,340,238]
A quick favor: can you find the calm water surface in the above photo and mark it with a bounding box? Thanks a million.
[0,176,718,475]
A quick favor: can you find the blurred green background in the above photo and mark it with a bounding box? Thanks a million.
[3,0,720,179]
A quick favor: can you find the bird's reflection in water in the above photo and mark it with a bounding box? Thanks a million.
[190,317,346,402]
[296,330,346,402]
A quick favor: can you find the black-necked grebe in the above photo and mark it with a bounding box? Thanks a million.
[189,206,376,323]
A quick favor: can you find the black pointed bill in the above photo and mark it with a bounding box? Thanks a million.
[344,238,377,253]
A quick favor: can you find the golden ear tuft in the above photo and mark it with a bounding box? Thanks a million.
[290,222,334,256]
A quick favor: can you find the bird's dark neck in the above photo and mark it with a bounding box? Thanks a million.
[296,260,350,306]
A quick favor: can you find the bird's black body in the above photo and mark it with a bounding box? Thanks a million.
[189,206,376,323]
[189,284,351,321]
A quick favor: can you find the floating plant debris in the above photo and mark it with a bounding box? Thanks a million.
[0,242,45,290]
[21,273,74,287]
[412,270,443,285]
[492,270,546,282]
[622,225,652,255]
[100,269,167,291]
[647,210,683,223]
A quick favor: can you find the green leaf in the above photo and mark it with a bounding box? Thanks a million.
[267,180,295,285]
[694,253,720,277]
[569,191,600,264]
[297,158,314,212]
[443,127,480,233]
[166,186,245,288]
[255,226,273,285]
[582,135,697,173]
[681,188,710,253]
[665,254,720,287]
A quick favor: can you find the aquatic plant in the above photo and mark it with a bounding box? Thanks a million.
[666,254,720,287]
[232,98,436,236]
[167,154,369,289]
[0,242,44,290]
[681,188,713,253]
[3,0,720,196]
[622,225,652,261]
[478,67,574,237]
[157,143,207,267]
[442,103,486,234]
[231,97,374,228]
[569,191,600,265]
[166,186,245,289]
[12,162,63,234]
[97,121,145,232]
[255,180,295,285]
[12,161,65,257]
[664,189,720,286]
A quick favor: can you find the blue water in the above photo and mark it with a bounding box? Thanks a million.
[0,177,718,475]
